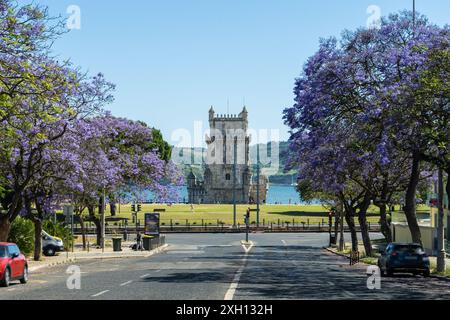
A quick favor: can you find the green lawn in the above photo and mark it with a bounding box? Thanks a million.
[104,203,387,226]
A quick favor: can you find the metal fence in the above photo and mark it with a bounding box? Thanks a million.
[73,220,381,235]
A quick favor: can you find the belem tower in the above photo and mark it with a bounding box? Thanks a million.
[187,107,268,204]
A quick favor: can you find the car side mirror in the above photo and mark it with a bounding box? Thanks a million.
[11,252,19,259]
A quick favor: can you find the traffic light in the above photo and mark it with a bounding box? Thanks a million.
[244,209,250,225]
[137,204,142,212]
[131,204,136,212]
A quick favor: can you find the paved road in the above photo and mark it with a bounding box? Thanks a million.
[1,233,449,300]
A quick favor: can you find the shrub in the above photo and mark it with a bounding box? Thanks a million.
[42,220,73,250]
[8,217,34,256]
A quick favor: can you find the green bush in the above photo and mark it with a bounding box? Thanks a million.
[8,217,34,256]
[42,220,73,250]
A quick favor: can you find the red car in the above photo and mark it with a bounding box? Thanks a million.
[0,243,28,287]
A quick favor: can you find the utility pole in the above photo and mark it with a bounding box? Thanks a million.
[437,168,446,273]
[233,137,237,228]
[101,187,106,253]
[339,201,345,252]
[256,144,261,228]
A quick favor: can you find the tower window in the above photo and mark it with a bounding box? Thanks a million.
[226,174,231,181]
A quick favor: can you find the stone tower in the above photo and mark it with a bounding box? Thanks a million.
[187,107,264,204]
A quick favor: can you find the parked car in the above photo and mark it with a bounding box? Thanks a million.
[0,243,28,287]
[378,243,430,277]
[42,230,64,256]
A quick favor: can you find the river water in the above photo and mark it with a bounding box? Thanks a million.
[144,185,321,205]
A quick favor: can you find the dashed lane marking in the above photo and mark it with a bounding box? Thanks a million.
[91,290,109,297]
[224,242,255,300]
[120,281,133,287]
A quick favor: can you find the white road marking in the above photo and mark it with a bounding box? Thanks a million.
[91,290,109,297]
[167,251,205,254]
[241,243,254,254]
[343,290,356,297]
[224,242,255,300]
[120,281,133,287]
[282,240,287,246]
[140,274,150,279]
[155,269,161,273]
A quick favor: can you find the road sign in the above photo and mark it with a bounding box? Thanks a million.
[63,205,74,224]
[144,213,160,236]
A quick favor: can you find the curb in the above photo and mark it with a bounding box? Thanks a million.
[28,244,169,271]
[29,257,76,273]
[324,246,450,282]
[73,244,169,260]
[322,247,351,260]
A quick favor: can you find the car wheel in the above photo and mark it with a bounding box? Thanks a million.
[44,247,55,257]
[387,268,394,277]
[423,269,430,278]
[0,267,10,287]
[378,263,385,277]
[20,265,28,284]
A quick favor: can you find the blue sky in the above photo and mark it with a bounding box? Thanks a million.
[37,0,450,147]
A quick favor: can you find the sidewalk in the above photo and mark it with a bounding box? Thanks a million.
[28,242,168,272]
[325,244,450,279]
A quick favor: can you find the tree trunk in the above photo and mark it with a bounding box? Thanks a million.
[110,202,116,217]
[0,216,11,242]
[344,208,358,252]
[93,218,102,247]
[334,206,339,240]
[88,204,101,247]
[33,219,43,261]
[0,195,23,242]
[79,215,86,250]
[377,204,392,243]
[404,152,422,245]
[358,193,373,257]
[446,167,450,210]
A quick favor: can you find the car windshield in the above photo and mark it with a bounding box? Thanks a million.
[394,245,424,254]
[0,246,6,258]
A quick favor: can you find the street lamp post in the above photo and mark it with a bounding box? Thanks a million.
[339,200,345,252]
[437,168,446,273]
[233,137,237,228]
[101,187,106,254]
[256,144,261,228]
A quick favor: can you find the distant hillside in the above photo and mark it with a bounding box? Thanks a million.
[173,141,297,184]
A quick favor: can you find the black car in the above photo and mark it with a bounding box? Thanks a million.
[378,243,430,277]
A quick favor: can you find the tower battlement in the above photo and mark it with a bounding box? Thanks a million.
[209,106,248,122]
[187,107,266,205]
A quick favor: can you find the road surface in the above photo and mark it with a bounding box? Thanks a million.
[1,233,449,300]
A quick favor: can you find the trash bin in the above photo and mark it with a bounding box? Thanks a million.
[151,237,161,250]
[329,234,337,246]
[143,236,153,251]
[112,237,122,252]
